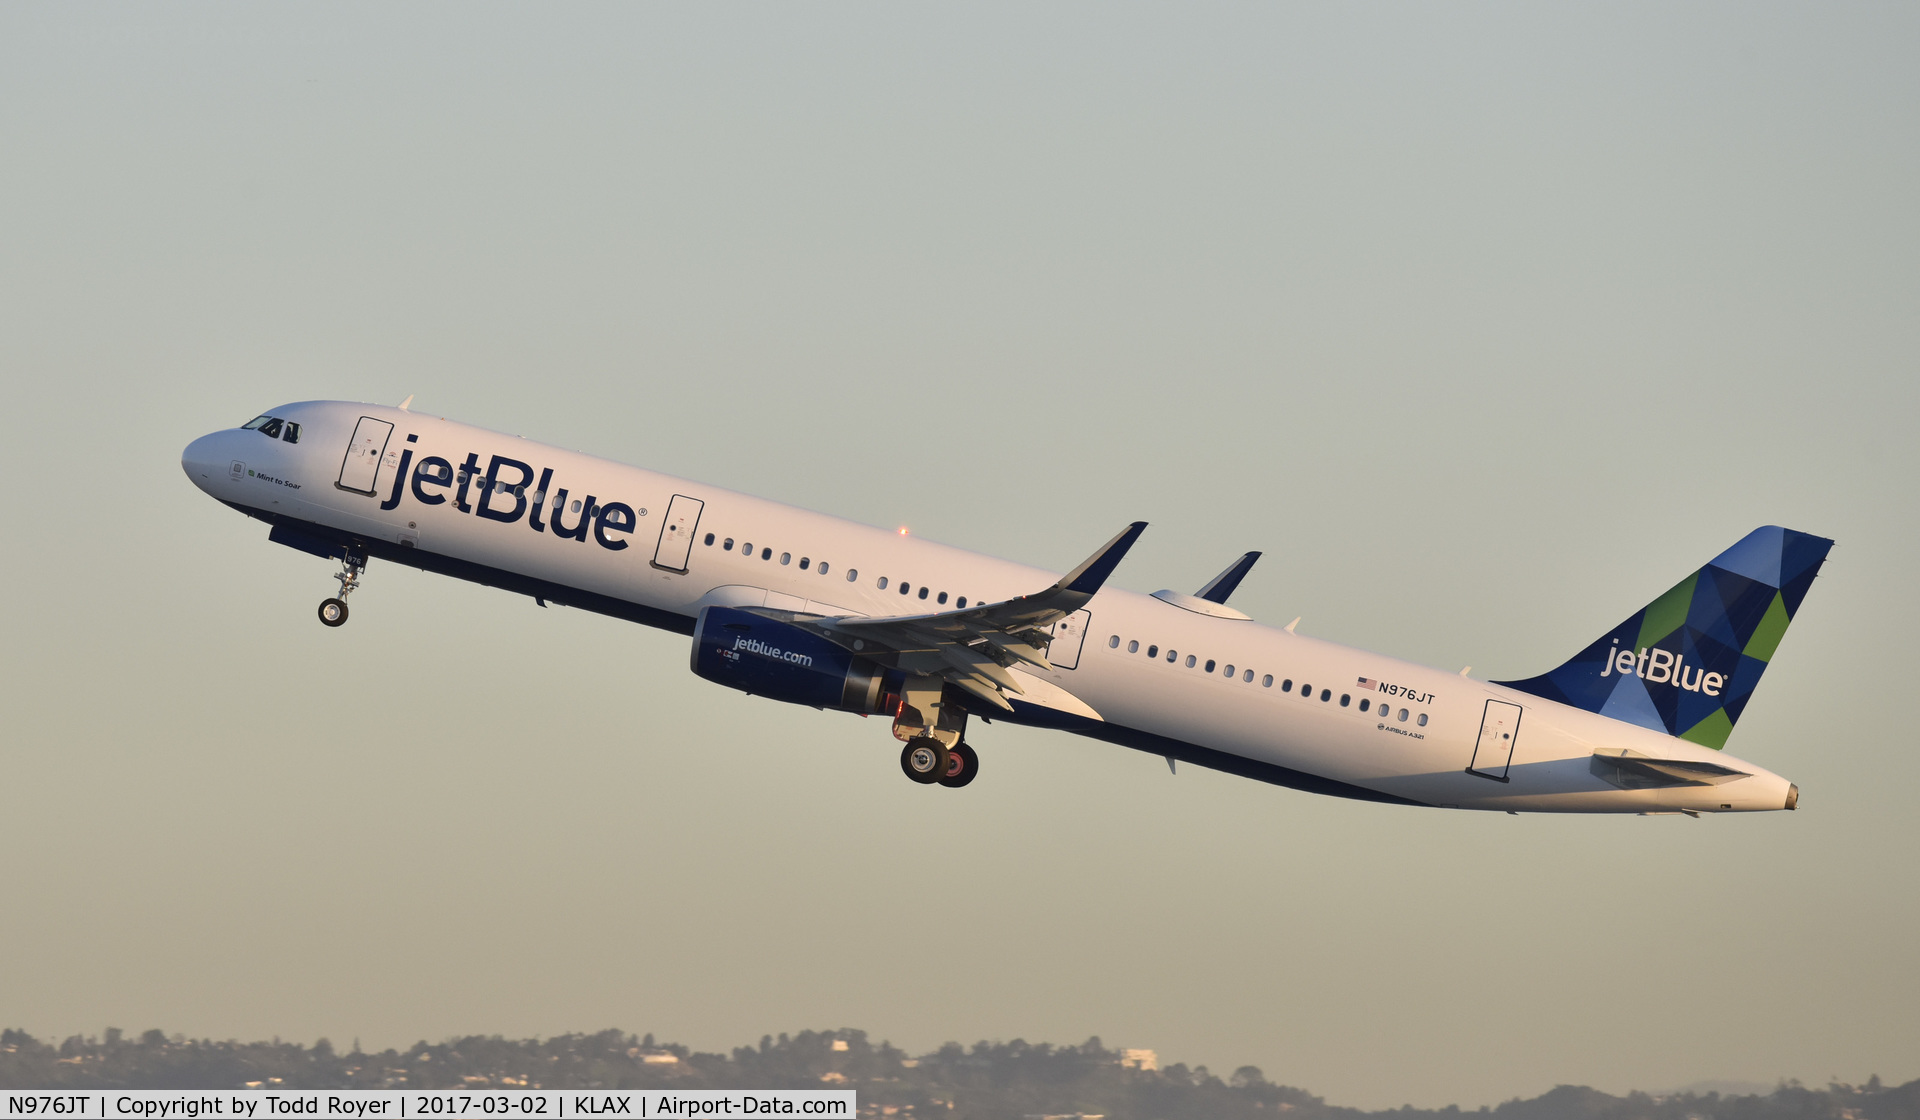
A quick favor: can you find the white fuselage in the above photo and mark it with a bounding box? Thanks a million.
[182,401,1797,814]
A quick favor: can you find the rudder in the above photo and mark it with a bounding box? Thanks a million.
[1494,526,1832,748]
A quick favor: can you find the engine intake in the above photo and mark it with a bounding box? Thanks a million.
[691,606,893,713]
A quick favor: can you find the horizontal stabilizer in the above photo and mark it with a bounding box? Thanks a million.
[1590,749,1749,790]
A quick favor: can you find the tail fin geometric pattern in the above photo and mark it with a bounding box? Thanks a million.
[1494,526,1832,749]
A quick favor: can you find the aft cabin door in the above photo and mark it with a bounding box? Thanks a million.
[336,416,395,495]
[1469,700,1523,781]
[652,494,704,572]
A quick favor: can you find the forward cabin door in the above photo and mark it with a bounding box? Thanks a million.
[336,416,395,495]
[651,494,705,572]
[1469,699,1523,781]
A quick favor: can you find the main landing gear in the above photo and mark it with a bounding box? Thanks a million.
[318,550,367,628]
[892,676,979,788]
[900,738,979,788]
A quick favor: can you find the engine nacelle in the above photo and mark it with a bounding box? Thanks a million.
[691,606,894,714]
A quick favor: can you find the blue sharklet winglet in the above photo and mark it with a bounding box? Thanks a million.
[1059,521,1149,599]
[1494,526,1833,748]
[1196,551,1262,605]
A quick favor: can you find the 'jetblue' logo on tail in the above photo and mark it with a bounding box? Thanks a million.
[1597,639,1725,695]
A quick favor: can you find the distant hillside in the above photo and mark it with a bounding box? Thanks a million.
[3,1028,1915,1120]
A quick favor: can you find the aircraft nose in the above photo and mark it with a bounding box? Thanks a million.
[181,432,230,492]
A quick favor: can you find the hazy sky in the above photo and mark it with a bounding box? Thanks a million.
[2,3,1916,1109]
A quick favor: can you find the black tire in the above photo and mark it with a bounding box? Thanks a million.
[318,598,349,627]
[900,738,948,784]
[938,741,979,788]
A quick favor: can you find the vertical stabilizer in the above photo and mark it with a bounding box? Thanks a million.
[1493,526,1832,748]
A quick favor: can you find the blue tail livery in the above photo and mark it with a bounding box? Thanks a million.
[1495,526,1833,748]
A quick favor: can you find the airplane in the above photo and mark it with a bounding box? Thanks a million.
[181,399,1831,814]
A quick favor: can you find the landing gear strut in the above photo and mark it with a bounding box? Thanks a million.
[318,550,367,628]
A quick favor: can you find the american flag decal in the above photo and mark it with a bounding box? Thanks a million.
[1357,677,1379,690]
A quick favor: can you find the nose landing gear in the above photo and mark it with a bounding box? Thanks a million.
[318,549,367,628]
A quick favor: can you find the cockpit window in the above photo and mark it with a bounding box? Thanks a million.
[244,414,296,441]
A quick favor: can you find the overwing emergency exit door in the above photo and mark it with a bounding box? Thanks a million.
[652,494,704,572]
[1469,699,1523,781]
[1048,610,1092,670]
[336,417,394,495]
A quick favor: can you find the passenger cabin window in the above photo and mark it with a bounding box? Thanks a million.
[761,548,772,560]
[1262,674,1273,687]
[937,592,947,604]
[1417,713,1429,727]
[704,533,715,546]
[818,562,829,575]
[780,552,791,565]
[846,568,858,582]
[900,582,911,595]
[1146,645,1158,658]
[1398,708,1409,722]
[799,557,810,570]
[1223,664,1234,677]
[1129,641,1140,653]
[1299,682,1309,695]
[1243,669,1254,682]
[1185,655,1197,668]
[1359,699,1371,713]
[1110,635,1121,649]
[918,587,929,600]
[956,597,967,608]
[877,576,888,589]
[1339,694,1351,707]
[723,538,734,550]
[1321,689,1331,702]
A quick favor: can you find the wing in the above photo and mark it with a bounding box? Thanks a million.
[776,521,1146,712]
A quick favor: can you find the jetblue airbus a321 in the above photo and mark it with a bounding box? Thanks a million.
[182,400,1830,813]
